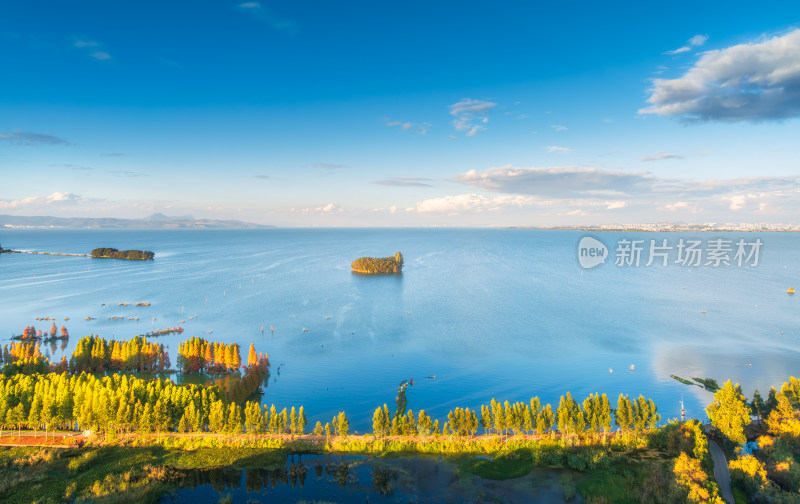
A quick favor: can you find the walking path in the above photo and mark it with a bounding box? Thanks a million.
[708,438,734,504]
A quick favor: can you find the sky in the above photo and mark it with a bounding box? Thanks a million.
[1,1,799,227]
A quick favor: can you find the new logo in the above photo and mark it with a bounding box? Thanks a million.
[578,236,608,269]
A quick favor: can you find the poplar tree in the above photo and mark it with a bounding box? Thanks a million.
[290,406,298,435]
[537,404,554,434]
[373,407,386,437]
[615,394,634,431]
[706,380,749,444]
[297,406,306,435]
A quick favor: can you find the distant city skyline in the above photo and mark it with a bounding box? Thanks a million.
[2,1,799,226]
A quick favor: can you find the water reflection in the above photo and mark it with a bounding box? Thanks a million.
[162,454,580,504]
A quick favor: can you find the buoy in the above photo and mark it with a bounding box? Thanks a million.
[609,368,613,374]
[788,287,795,294]
[630,364,635,371]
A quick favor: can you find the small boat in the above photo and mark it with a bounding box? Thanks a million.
[788,287,795,294]
[427,375,436,379]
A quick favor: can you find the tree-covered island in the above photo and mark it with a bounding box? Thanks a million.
[90,248,155,261]
[351,251,403,274]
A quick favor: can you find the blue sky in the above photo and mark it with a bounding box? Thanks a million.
[2,1,799,226]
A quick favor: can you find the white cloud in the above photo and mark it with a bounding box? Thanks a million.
[73,39,98,48]
[0,192,84,209]
[664,46,691,55]
[663,34,709,55]
[606,201,628,210]
[642,29,800,121]
[551,125,568,131]
[449,98,497,136]
[236,2,297,34]
[640,151,684,162]
[453,165,654,196]
[0,130,69,146]
[72,37,111,60]
[308,203,343,214]
[414,193,540,214]
[546,145,573,154]
[385,118,430,135]
[726,194,748,210]
[373,177,433,187]
[689,34,709,47]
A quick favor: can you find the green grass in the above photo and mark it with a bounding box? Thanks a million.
[732,485,749,504]
[0,444,289,504]
[576,469,638,504]
[452,449,535,480]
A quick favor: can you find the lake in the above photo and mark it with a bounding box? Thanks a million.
[1,228,798,431]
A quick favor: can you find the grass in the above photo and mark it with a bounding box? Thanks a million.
[453,449,535,480]
[576,469,638,504]
[0,444,289,504]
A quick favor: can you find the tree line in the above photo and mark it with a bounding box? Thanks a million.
[90,248,155,261]
[14,323,69,342]
[70,335,170,373]
[176,337,243,373]
[350,251,404,274]
[371,392,659,438]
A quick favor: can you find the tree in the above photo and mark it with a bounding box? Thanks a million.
[537,405,554,434]
[615,394,634,431]
[333,411,349,436]
[706,380,750,445]
[247,344,258,368]
[244,401,263,434]
[557,392,584,435]
[373,407,387,437]
[313,421,323,435]
[417,410,432,436]
[290,406,298,435]
[765,387,779,417]
[209,401,225,433]
[751,390,766,421]
[297,406,306,435]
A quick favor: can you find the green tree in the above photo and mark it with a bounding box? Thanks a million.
[615,394,633,431]
[209,400,225,433]
[417,409,432,436]
[557,392,584,435]
[751,389,766,421]
[297,405,306,435]
[290,406,298,435]
[244,401,263,434]
[225,403,243,434]
[334,411,349,436]
[706,380,750,445]
[372,407,386,437]
[537,404,554,434]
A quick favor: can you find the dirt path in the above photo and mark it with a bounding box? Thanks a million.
[708,439,734,504]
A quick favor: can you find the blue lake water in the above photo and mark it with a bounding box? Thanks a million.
[1,228,799,431]
[159,454,576,504]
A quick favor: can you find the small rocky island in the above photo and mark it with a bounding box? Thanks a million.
[351,251,404,274]
[91,248,155,261]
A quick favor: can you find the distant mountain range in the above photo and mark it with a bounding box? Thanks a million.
[0,213,272,229]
